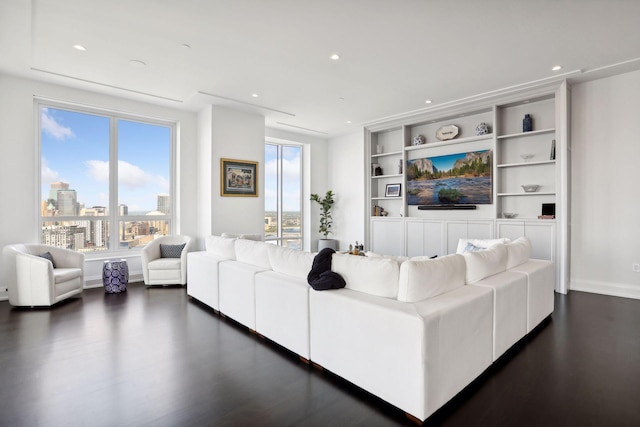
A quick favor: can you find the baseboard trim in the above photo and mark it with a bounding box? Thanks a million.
[570,278,640,300]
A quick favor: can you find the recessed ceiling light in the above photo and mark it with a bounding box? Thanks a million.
[73,44,86,51]
[425,99,432,104]
[181,44,191,49]
[330,53,340,61]
[338,97,345,101]
[129,59,146,68]
[251,93,259,98]
[346,120,352,124]
[552,65,562,71]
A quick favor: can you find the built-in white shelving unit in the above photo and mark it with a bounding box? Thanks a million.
[364,81,569,293]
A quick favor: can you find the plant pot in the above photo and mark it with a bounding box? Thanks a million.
[317,239,338,252]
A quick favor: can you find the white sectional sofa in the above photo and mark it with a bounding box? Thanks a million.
[186,235,554,422]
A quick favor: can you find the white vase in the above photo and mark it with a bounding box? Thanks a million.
[317,239,338,252]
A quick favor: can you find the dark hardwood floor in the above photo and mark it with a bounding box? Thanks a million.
[0,283,638,427]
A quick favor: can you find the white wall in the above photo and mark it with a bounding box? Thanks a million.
[265,128,328,252]
[208,106,265,237]
[570,69,640,299]
[327,131,365,251]
[0,73,198,290]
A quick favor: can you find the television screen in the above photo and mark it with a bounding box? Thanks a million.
[406,150,492,206]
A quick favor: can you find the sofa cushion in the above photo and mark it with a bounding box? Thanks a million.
[160,243,186,258]
[463,243,508,284]
[331,253,400,298]
[205,235,237,260]
[268,245,315,280]
[397,254,466,302]
[505,236,531,269]
[456,238,510,254]
[53,267,81,283]
[235,239,271,269]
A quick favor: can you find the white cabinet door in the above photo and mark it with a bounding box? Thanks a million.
[468,221,493,240]
[405,220,444,257]
[497,221,525,242]
[370,219,405,256]
[497,220,555,261]
[446,222,468,254]
[525,221,556,261]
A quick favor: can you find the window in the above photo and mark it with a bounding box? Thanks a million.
[265,143,302,249]
[39,104,174,253]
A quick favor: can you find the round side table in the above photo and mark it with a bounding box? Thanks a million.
[103,259,128,293]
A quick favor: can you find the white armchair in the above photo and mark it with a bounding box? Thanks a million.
[141,235,191,286]
[2,244,84,307]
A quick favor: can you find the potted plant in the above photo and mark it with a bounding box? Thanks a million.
[310,190,337,251]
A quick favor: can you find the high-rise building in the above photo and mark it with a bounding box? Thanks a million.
[157,194,170,214]
[57,189,77,216]
[119,204,128,216]
[48,182,69,206]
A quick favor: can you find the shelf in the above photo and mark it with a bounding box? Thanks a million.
[371,150,403,158]
[497,160,555,168]
[497,128,555,139]
[497,192,555,197]
[372,197,404,201]
[371,173,403,179]
[404,133,493,151]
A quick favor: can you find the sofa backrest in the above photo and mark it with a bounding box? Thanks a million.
[331,253,400,298]
[505,236,531,269]
[462,243,508,284]
[397,254,466,302]
[205,235,237,260]
[235,239,271,269]
[267,245,315,280]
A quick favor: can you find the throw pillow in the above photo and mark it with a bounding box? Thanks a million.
[160,243,186,258]
[38,251,56,268]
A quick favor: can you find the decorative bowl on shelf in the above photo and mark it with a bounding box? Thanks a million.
[502,212,517,219]
[521,184,540,192]
[520,153,534,162]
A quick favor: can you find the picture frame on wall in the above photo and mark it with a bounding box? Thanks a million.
[220,158,258,197]
[385,183,401,197]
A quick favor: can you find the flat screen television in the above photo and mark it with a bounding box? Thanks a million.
[406,150,492,206]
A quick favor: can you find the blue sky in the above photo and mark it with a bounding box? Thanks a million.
[41,107,170,213]
[265,144,301,212]
[423,150,488,172]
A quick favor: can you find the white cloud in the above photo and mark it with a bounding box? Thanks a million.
[41,158,60,183]
[85,160,168,191]
[41,108,74,140]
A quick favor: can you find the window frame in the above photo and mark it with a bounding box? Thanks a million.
[36,100,177,257]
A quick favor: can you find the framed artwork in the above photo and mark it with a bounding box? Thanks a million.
[220,158,258,197]
[385,183,401,197]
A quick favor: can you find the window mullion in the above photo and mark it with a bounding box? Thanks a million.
[110,117,119,252]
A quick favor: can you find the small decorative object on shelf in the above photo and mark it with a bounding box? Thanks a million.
[523,114,533,132]
[398,159,403,174]
[373,164,383,176]
[412,134,426,146]
[435,124,459,141]
[502,212,517,219]
[550,139,556,160]
[376,144,383,154]
[475,122,490,135]
[521,184,540,192]
[520,153,534,162]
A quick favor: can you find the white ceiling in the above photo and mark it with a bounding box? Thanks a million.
[2,0,640,136]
